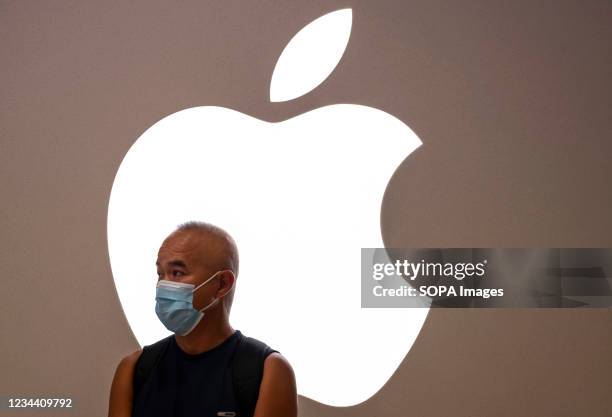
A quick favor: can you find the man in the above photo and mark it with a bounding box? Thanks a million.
[108,221,298,417]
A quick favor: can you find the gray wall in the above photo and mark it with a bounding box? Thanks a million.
[1,1,611,416]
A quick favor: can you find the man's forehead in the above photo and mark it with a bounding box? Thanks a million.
[156,230,215,265]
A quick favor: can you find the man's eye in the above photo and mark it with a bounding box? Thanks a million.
[173,271,184,277]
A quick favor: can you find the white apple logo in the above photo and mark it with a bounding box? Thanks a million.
[107,8,429,407]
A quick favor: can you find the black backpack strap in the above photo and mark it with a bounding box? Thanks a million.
[132,335,173,406]
[231,332,279,417]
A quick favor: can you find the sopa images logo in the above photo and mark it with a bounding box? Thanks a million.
[107,8,428,407]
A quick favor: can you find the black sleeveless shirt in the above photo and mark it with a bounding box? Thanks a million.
[132,330,262,417]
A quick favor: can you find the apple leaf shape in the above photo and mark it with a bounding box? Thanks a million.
[270,8,352,102]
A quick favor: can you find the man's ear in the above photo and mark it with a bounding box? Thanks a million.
[218,269,236,297]
[219,270,236,314]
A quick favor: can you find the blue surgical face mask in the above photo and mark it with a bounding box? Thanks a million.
[155,270,223,336]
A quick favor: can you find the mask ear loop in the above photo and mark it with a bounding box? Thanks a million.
[193,270,227,313]
[197,270,236,313]
[192,270,224,292]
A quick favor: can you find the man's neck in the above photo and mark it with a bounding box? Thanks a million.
[174,317,235,355]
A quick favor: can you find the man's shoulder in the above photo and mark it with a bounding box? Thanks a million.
[262,352,294,375]
[254,352,298,416]
[117,348,143,374]
[108,348,143,411]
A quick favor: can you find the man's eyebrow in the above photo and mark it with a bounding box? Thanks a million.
[155,260,188,268]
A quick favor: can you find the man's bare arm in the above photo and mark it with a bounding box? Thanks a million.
[253,352,298,417]
[107,349,141,417]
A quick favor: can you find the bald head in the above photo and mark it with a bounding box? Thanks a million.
[169,221,239,277]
